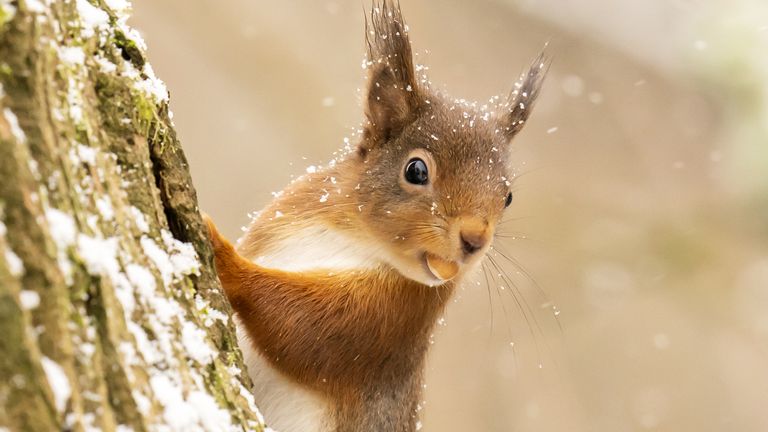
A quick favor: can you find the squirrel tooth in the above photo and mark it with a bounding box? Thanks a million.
[425,253,459,281]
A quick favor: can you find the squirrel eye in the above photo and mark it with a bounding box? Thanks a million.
[504,192,513,208]
[404,158,429,185]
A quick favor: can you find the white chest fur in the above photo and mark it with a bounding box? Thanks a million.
[251,225,380,272]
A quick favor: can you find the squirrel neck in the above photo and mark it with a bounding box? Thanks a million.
[237,157,400,281]
[237,157,370,260]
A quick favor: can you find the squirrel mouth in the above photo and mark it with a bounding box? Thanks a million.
[424,252,459,281]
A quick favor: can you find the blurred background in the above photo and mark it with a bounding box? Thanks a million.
[131,1,768,430]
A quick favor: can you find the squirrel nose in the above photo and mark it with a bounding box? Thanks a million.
[459,216,489,256]
[458,215,490,256]
[460,232,486,255]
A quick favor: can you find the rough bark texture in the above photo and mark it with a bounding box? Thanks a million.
[0,1,265,430]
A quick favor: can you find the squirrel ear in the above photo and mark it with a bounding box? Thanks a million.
[361,0,422,149]
[500,53,549,140]
[364,63,418,143]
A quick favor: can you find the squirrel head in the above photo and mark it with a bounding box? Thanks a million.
[347,0,547,287]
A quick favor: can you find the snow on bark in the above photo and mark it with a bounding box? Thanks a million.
[0,1,266,430]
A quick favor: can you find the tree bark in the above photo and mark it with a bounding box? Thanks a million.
[0,0,265,430]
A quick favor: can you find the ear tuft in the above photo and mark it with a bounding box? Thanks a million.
[362,0,422,147]
[501,52,549,139]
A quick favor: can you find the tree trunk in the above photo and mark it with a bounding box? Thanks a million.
[0,1,265,430]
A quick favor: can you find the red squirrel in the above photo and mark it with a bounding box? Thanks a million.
[204,1,546,430]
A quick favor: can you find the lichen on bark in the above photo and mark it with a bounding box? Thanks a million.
[0,0,265,430]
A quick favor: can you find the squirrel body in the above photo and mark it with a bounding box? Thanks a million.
[208,219,452,431]
[205,1,546,430]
